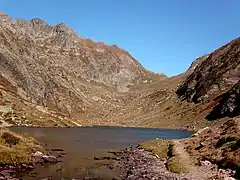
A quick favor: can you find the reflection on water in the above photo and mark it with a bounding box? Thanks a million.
[11,126,192,179]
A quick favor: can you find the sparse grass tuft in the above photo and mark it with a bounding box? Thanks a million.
[0,148,29,164]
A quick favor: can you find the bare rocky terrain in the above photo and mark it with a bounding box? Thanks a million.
[0,12,164,127]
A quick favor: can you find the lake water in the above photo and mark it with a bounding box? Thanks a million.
[11,126,192,179]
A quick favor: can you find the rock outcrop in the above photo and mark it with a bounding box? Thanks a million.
[176,37,240,103]
[176,37,240,121]
[207,80,240,120]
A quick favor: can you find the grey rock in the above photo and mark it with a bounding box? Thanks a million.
[42,155,59,163]
[0,170,11,177]
[207,80,240,120]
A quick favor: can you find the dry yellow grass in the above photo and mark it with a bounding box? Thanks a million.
[166,156,190,173]
[0,128,42,164]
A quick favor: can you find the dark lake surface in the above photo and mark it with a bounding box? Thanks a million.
[11,126,192,179]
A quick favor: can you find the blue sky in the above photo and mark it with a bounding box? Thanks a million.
[1,0,240,76]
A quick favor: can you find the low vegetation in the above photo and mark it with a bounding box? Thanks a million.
[140,139,191,173]
[2,132,20,146]
[0,128,42,164]
[166,156,189,173]
[139,139,172,158]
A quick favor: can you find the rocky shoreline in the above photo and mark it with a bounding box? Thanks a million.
[0,149,64,180]
[110,147,237,180]
[0,144,237,180]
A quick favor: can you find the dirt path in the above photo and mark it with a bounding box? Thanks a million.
[173,140,196,171]
[172,140,235,180]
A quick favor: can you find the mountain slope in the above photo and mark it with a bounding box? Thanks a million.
[176,37,240,122]
[176,38,240,103]
[104,37,240,129]
[0,12,165,125]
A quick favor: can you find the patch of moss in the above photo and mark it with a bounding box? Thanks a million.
[139,139,172,158]
[140,139,192,174]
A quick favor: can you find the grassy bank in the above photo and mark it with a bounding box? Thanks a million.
[0,128,42,164]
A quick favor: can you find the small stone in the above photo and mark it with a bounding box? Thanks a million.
[33,151,43,157]
[0,169,11,177]
[42,155,59,163]
[201,160,212,166]
[51,148,64,152]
